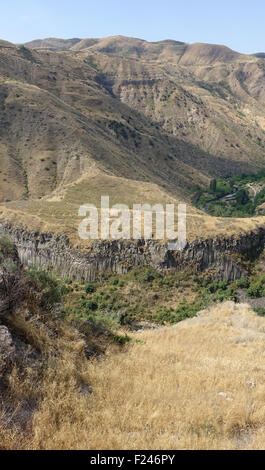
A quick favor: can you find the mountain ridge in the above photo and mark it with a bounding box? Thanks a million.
[22,35,248,64]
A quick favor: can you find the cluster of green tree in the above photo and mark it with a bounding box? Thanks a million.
[209,178,233,197]
[195,169,265,218]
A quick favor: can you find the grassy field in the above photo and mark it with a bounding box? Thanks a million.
[3,300,265,449]
[1,175,265,246]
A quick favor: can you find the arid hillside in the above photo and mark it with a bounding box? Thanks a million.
[24,35,265,168]
[1,36,265,242]
[0,39,222,204]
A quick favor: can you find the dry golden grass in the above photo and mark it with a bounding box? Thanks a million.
[4,301,265,449]
[1,172,265,246]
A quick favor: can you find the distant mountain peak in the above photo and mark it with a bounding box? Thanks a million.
[22,37,82,51]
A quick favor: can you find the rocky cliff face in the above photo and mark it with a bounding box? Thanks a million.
[1,222,264,281]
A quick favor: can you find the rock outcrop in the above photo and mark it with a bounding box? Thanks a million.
[1,222,264,281]
[0,325,15,373]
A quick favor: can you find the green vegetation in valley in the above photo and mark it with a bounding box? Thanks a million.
[20,263,265,334]
[58,260,265,327]
[58,267,240,327]
[194,169,265,217]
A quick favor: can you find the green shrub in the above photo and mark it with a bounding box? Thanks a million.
[213,286,236,302]
[207,280,228,293]
[112,333,132,345]
[235,189,250,205]
[235,277,250,289]
[109,287,117,293]
[246,275,265,298]
[155,307,176,324]
[97,301,107,310]
[85,283,96,294]
[210,179,217,193]
[26,269,63,309]
[247,282,262,298]
[85,300,98,312]
[85,311,121,333]
[4,258,18,273]
[155,301,201,325]
[142,268,156,282]
[254,307,265,316]
[0,235,15,255]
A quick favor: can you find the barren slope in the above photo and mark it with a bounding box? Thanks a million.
[1,42,223,204]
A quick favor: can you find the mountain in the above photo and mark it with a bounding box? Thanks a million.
[0,40,15,48]
[0,36,265,243]
[23,37,82,51]
[24,35,242,63]
[20,35,265,170]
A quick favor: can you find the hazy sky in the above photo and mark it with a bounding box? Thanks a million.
[1,0,265,54]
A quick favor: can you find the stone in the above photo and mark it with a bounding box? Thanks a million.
[0,325,15,373]
[246,380,255,388]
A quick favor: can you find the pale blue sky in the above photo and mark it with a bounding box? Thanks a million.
[1,0,265,54]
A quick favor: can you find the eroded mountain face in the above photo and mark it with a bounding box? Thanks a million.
[1,36,265,204]
[24,36,265,165]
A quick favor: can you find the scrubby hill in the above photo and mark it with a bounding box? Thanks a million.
[74,36,242,64]
[4,36,265,186]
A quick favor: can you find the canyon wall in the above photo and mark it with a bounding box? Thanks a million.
[1,222,265,281]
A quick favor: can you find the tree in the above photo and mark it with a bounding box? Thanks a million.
[235,189,250,205]
[210,179,217,193]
